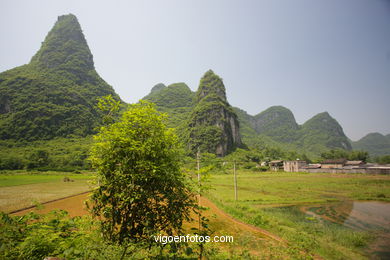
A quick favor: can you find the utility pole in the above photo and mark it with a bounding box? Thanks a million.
[234,160,238,201]
[196,149,201,231]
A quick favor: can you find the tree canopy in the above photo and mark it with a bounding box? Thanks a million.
[89,101,195,243]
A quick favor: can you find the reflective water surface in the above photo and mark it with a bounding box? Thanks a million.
[303,201,390,259]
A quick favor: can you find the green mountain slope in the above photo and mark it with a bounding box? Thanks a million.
[143,78,352,157]
[142,82,195,133]
[352,132,390,156]
[252,106,299,143]
[298,112,351,154]
[187,70,242,156]
[143,71,243,156]
[0,14,119,141]
[233,105,351,156]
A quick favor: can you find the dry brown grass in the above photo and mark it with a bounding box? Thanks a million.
[0,179,91,213]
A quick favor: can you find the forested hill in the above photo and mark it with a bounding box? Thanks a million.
[143,82,195,129]
[0,14,120,141]
[143,70,242,156]
[352,133,390,157]
[234,107,351,156]
[144,79,352,157]
[186,70,242,156]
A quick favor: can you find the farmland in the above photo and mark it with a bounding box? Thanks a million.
[0,171,93,213]
[1,170,390,259]
[206,171,390,259]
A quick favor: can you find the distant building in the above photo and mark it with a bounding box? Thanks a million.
[321,159,347,169]
[345,161,365,168]
[303,164,321,169]
[269,160,284,171]
[284,160,307,172]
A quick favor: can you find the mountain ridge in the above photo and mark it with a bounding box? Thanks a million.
[352,132,390,157]
[1,13,387,158]
[142,79,353,157]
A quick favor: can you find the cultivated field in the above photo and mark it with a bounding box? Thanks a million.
[0,171,93,213]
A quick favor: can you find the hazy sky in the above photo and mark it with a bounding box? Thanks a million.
[1,0,389,141]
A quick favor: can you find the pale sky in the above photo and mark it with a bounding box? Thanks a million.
[1,0,389,141]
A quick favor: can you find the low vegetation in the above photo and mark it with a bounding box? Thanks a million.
[0,137,92,171]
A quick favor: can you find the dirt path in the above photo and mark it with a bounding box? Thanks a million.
[200,197,286,244]
[12,192,90,216]
[201,197,323,260]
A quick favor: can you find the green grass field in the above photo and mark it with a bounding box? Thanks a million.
[205,171,390,259]
[0,171,94,187]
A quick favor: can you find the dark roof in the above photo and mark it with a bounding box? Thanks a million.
[321,159,347,164]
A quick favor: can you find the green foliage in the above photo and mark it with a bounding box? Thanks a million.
[252,106,299,143]
[299,112,352,152]
[0,210,100,260]
[0,157,24,170]
[96,94,121,125]
[89,101,196,243]
[235,106,353,158]
[27,150,50,169]
[196,70,226,102]
[143,82,194,110]
[225,148,260,163]
[188,125,223,155]
[0,137,92,171]
[142,72,356,159]
[187,70,241,156]
[0,209,240,259]
[321,149,369,162]
[374,155,390,164]
[30,14,94,76]
[143,82,195,139]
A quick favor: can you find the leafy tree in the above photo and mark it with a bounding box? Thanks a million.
[321,149,369,162]
[348,150,369,162]
[27,150,50,169]
[374,155,390,164]
[96,94,121,124]
[89,101,195,244]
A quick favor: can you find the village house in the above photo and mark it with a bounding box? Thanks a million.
[344,160,365,168]
[269,160,284,171]
[284,160,307,172]
[320,159,347,169]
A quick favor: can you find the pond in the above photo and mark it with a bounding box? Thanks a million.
[303,201,390,259]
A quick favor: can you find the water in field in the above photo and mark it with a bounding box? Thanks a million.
[303,201,390,259]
